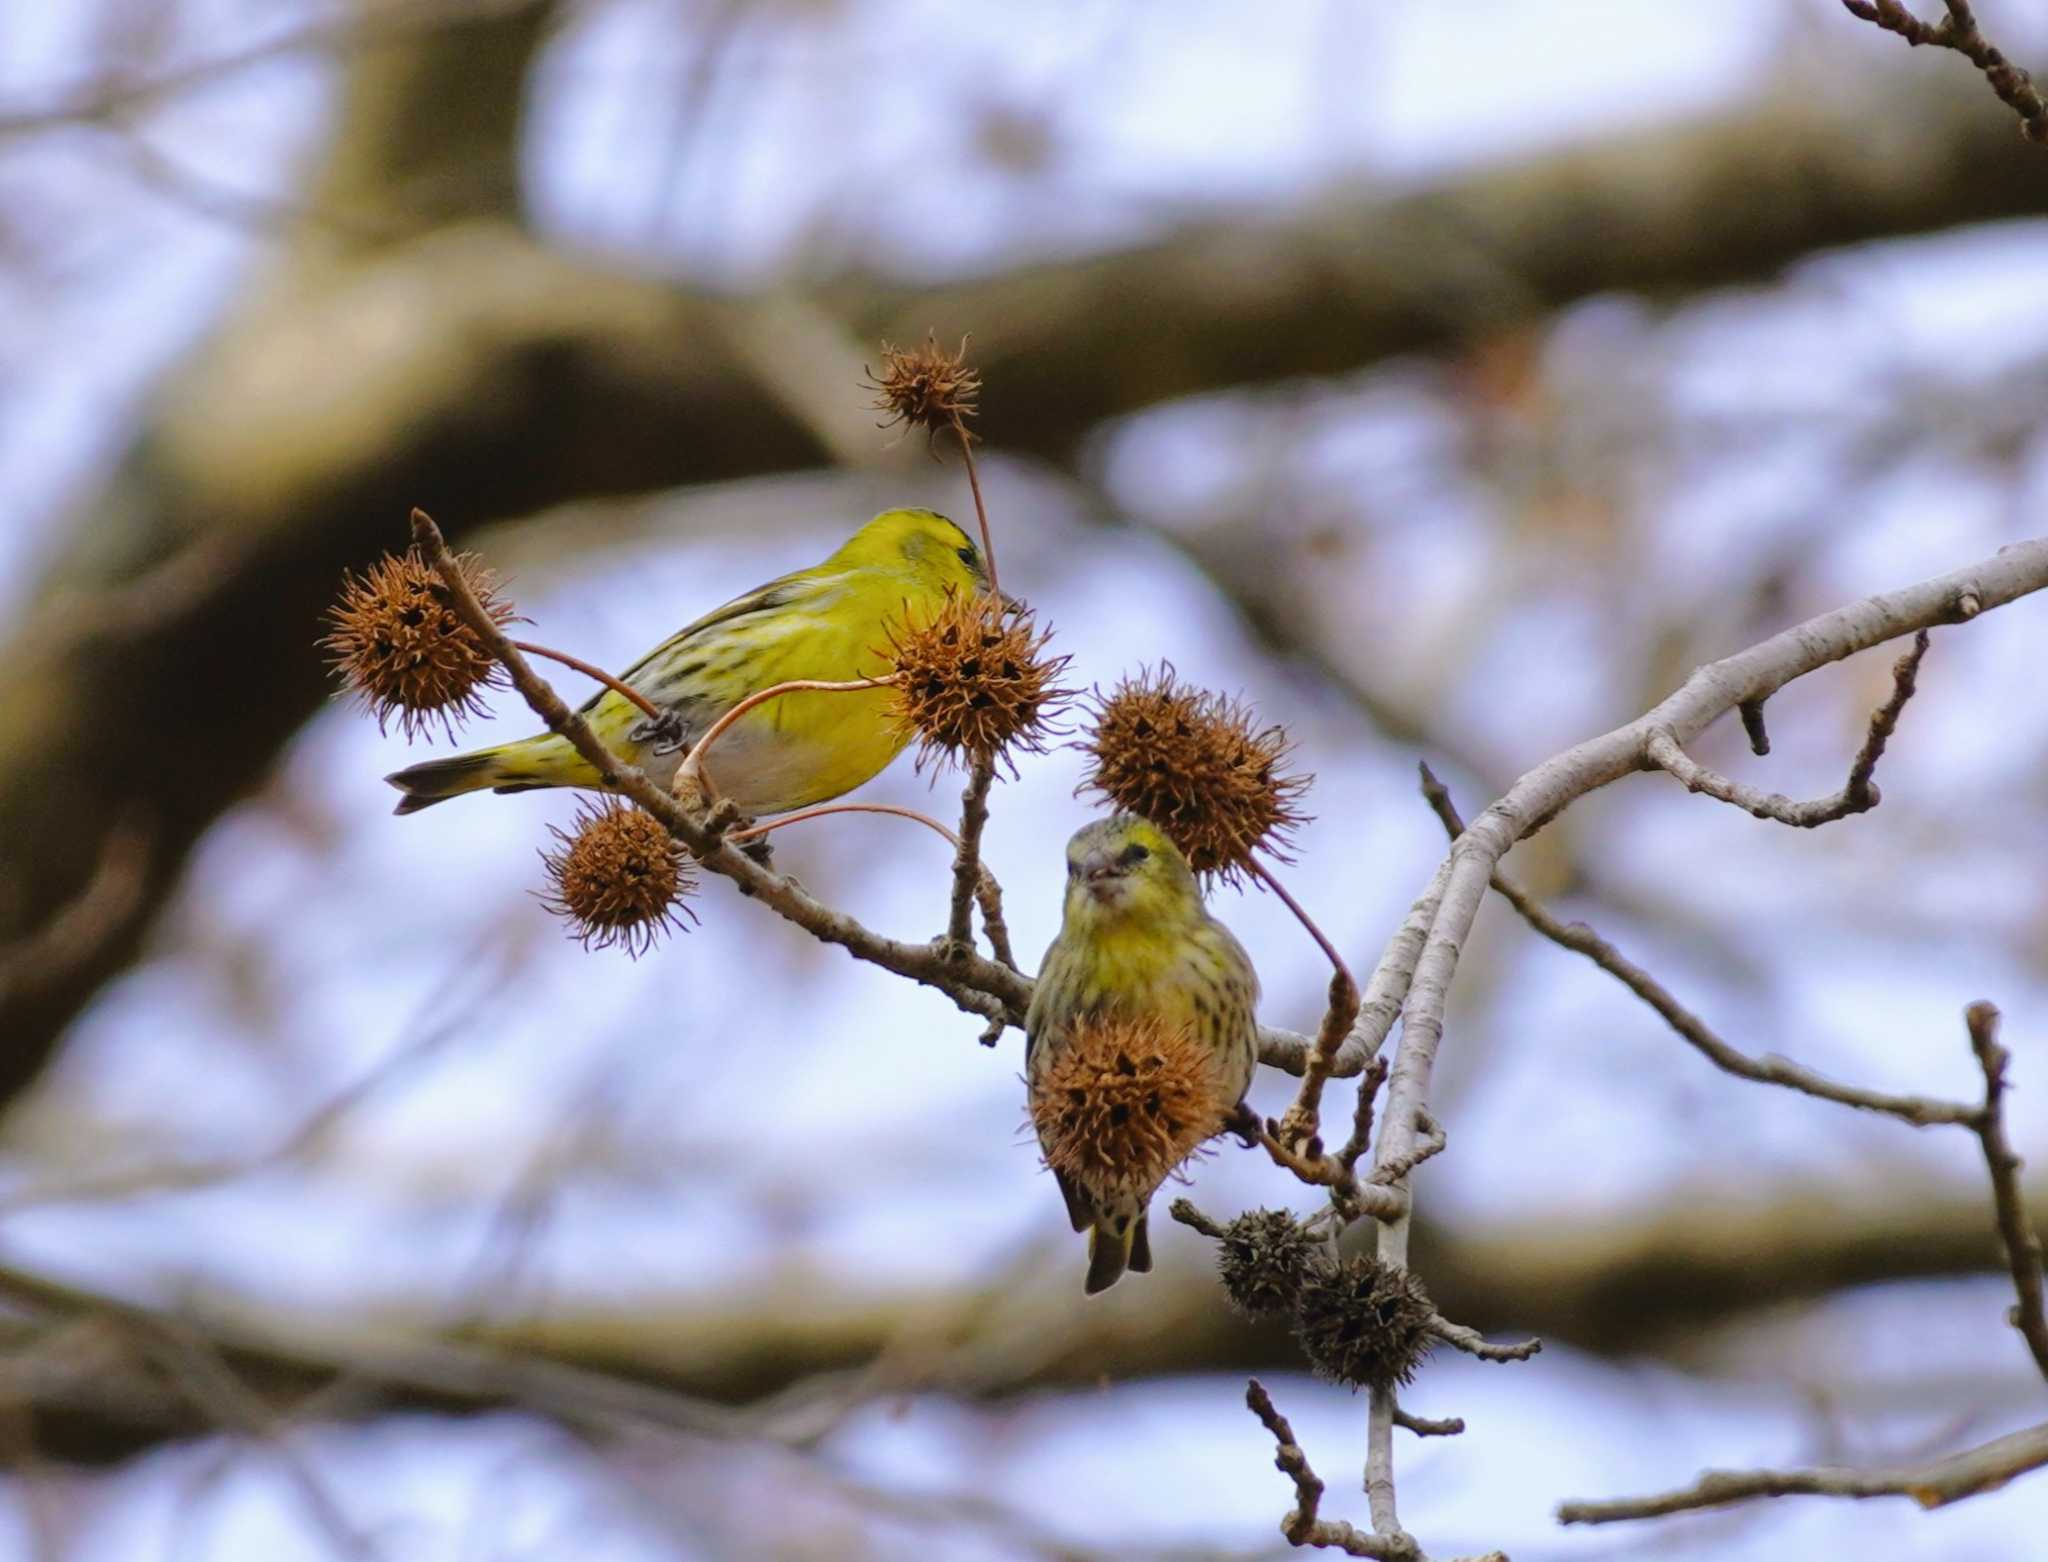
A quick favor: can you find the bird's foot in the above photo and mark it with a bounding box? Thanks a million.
[1225,1100,1264,1149]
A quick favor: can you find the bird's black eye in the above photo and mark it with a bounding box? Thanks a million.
[957,545,978,568]
[1066,859,1080,879]
[1118,842,1150,867]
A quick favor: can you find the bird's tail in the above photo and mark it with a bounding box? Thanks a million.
[385,734,595,815]
[1083,1208,1153,1295]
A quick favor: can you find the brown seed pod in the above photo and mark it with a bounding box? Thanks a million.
[1031,1013,1234,1208]
[323,547,513,741]
[1294,1255,1437,1392]
[883,592,1071,773]
[864,332,981,440]
[1217,1208,1329,1318]
[538,800,697,956]
[1077,665,1310,883]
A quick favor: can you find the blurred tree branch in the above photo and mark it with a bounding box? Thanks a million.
[2,25,2044,1111]
[0,1169,2037,1466]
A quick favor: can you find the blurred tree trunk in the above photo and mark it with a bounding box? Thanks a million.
[1,22,2041,1108]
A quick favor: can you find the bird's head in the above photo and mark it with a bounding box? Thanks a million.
[835,508,1005,603]
[1061,814,1200,927]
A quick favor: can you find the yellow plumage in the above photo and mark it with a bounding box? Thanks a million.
[386,508,990,816]
[1026,815,1262,1294]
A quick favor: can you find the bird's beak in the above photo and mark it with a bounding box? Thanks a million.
[1079,847,1126,898]
[1079,846,1118,882]
[998,588,1025,614]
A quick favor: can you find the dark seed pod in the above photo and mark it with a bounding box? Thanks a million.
[1217,1208,1327,1318]
[884,592,1071,773]
[323,547,513,741]
[1294,1255,1437,1392]
[539,800,698,956]
[1078,665,1309,884]
[1031,1014,1234,1209]
[865,333,982,438]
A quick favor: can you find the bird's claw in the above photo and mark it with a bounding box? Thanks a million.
[1225,1100,1263,1149]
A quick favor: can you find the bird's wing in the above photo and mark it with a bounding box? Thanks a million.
[575,571,813,716]
[1214,917,1262,1007]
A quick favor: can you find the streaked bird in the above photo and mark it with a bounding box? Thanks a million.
[386,508,991,817]
[1026,815,1262,1294]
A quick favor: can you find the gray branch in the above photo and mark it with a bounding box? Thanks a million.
[1557,1419,2048,1524]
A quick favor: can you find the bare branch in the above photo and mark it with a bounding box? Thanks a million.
[1646,628,1932,826]
[1256,1127,1409,1223]
[1842,1,2048,143]
[1335,1057,1393,1175]
[1557,1418,2048,1524]
[1364,541,2048,1542]
[1965,1001,2048,1378]
[1417,761,1978,1128]
[1391,1407,1464,1438]
[1245,1380,1418,1560]
[0,818,149,1008]
[1426,1318,1541,1365]
[946,758,998,959]
[1366,1112,1447,1189]
[1278,862,1448,1150]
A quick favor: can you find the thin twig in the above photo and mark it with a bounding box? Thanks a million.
[1645,629,1932,827]
[1364,544,2048,1556]
[1416,762,1977,1128]
[1841,0,2048,143]
[1427,1317,1541,1364]
[1738,697,1771,756]
[946,758,997,957]
[730,799,1019,973]
[1965,1001,2048,1379]
[1365,1112,1447,1188]
[1166,1199,1230,1240]
[1558,1419,2048,1523]
[1257,1127,1408,1223]
[1256,857,1361,1151]
[1284,864,1449,1146]
[510,639,662,722]
[1335,1057,1393,1174]
[1246,1379,1418,1560]
[1391,1407,1464,1438]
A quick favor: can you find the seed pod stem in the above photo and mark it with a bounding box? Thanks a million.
[509,640,663,722]
[729,802,961,848]
[677,675,897,801]
[951,413,1001,600]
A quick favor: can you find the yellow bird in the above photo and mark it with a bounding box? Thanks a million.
[387,508,991,816]
[1027,815,1262,1293]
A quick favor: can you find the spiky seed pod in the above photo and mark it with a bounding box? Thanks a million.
[1294,1256,1437,1392]
[865,333,981,440]
[538,800,697,956]
[1031,1014,1233,1208]
[884,592,1071,773]
[1077,665,1310,883]
[1217,1208,1328,1318]
[323,547,513,741]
